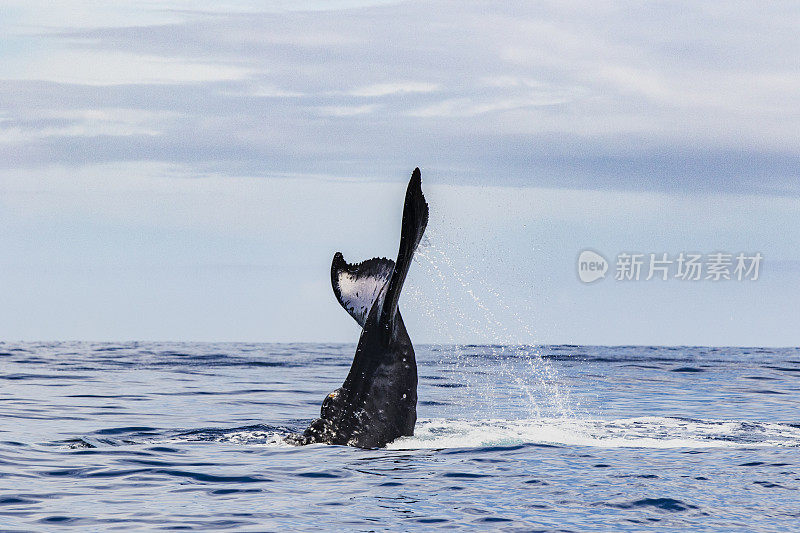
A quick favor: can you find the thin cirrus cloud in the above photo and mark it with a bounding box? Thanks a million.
[315,104,382,117]
[347,82,440,97]
[3,49,257,85]
[407,94,572,118]
[0,108,183,143]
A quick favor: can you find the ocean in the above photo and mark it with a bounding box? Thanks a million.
[0,342,798,531]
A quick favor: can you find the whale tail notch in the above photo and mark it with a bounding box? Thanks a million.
[381,167,428,325]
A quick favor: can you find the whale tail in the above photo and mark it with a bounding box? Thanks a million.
[381,168,428,324]
[330,168,428,329]
[295,167,427,448]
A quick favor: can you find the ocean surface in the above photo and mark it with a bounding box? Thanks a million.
[1,342,799,531]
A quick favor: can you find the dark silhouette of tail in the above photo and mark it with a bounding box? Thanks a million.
[381,168,428,325]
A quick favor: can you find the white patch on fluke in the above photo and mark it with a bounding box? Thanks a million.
[332,256,394,327]
[337,273,385,325]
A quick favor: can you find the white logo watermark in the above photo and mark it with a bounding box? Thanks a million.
[578,250,762,283]
[577,250,608,283]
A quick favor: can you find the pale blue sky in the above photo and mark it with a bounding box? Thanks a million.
[1,1,799,345]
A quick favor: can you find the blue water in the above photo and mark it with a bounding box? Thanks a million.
[1,342,799,531]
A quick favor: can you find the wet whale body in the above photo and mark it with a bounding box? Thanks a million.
[291,168,428,448]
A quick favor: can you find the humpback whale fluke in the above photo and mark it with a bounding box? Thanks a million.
[292,168,429,448]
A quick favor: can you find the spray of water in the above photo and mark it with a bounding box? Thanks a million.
[406,229,576,423]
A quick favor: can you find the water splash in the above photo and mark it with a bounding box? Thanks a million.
[407,231,575,422]
[153,418,800,450]
[389,417,800,450]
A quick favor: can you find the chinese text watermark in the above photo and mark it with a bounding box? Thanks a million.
[578,250,762,283]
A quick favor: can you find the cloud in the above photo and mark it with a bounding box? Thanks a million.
[315,104,381,116]
[1,1,799,196]
[0,108,183,143]
[5,50,257,85]
[348,81,440,97]
[408,94,570,117]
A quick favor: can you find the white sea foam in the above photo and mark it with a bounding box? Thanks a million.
[166,416,800,450]
[386,417,800,450]
[164,429,295,448]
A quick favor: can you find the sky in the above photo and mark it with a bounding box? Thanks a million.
[1,1,799,345]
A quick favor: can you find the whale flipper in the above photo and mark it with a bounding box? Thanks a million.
[331,254,394,328]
